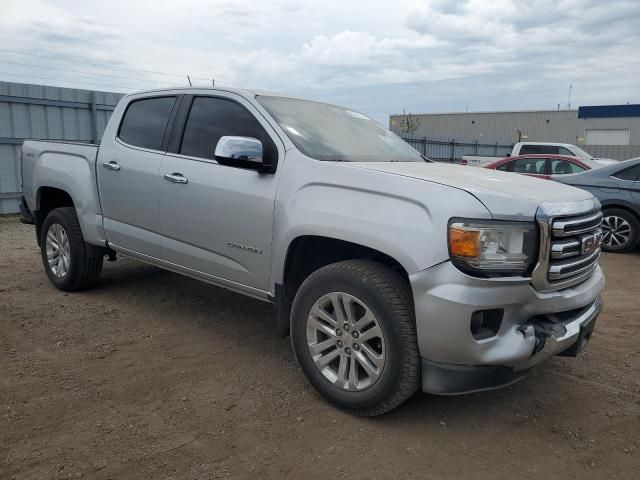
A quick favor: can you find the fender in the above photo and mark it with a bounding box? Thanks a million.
[30,144,106,246]
[268,153,492,293]
[599,199,640,218]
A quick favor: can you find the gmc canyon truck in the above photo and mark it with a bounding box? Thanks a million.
[20,87,605,415]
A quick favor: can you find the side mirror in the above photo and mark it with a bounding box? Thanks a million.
[214,136,265,170]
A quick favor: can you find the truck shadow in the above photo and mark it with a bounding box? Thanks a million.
[98,258,277,335]
[95,258,600,425]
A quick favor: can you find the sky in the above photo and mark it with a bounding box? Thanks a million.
[0,0,639,124]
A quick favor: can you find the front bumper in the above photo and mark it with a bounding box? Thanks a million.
[410,261,604,394]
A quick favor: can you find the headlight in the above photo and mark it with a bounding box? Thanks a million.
[448,219,538,276]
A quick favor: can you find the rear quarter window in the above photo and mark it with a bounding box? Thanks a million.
[550,159,585,174]
[118,96,176,151]
[612,164,640,181]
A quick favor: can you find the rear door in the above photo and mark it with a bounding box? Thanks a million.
[98,95,178,258]
[158,93,283,293]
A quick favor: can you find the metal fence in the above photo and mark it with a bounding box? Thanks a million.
[403,136,640,163]
[403,137,514,162]
[0,81,123,214]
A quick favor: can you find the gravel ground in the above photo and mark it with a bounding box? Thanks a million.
[1,216,638,479]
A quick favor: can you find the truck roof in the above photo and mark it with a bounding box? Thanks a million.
[515,141,576,147]
[123,85,303,101]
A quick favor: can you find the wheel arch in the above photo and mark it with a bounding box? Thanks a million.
[35,186,76,246]
[273,235,411,337]
[600,201,640,221]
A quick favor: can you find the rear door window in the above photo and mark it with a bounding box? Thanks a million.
[118,96,176,150]
[612,164,640,181]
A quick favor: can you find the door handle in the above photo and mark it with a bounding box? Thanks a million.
[164,173,188,184]
[102,161,121,171]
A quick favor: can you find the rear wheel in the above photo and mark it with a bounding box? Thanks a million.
[40,207,103,291]
[291,260,420,416]
[601,208,639,253]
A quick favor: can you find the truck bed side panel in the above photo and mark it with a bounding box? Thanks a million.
[21,140,106,246]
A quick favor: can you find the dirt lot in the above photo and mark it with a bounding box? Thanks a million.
[1,216,638,479]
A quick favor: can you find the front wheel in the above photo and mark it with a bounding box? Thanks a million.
[601,208,640,253]
[40,207,103,291]
[291,260,421,416]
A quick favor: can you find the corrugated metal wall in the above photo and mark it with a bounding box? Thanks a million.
[0,81,123,214]
[580,145,640,161]
[390,110,580,144]
[390,109,640,161]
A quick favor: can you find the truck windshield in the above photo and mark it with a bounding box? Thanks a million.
[257,96,426,162]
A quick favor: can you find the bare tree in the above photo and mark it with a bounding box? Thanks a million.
[399,112,420,136]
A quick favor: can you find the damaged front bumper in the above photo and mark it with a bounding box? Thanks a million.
[410,261,604,395]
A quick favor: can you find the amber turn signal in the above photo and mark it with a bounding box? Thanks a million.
[449,227,480,257]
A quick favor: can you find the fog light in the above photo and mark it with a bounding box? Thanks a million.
[470,309,503,340]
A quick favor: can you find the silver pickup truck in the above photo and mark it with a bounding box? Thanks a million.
[19,87,605,415]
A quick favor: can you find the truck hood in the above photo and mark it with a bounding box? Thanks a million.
[348,162,594,220]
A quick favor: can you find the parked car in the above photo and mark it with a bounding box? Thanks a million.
[19,87,604,415]
[554,158,640,252]
[463,141,616,168]
[483,154,592,179]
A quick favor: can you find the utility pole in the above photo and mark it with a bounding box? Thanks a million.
[568,84,572,108]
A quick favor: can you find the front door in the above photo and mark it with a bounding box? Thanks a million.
[98,95,177,258]
[159,94,283,292]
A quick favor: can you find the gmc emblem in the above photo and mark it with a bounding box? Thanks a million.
[581,232,603,255]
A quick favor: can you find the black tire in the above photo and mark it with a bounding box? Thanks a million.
[601,208,640,253]
[290,260,420,416]
[40,207,103,291]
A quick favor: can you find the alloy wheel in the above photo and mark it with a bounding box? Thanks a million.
[45,223,71,278]
[602,215,632,248]
[306,292,386,391]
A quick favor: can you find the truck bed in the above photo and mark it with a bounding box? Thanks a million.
[21,139,105,245]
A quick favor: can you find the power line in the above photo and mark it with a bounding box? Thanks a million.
[0,59,180,86]
[0,71,140,91]
[0,49,211,81]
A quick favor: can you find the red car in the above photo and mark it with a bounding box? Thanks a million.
[483,154,591,179]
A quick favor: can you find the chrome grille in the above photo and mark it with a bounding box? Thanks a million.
[547,211,602,287]
[531,200,603,291]
[551,211,603,237]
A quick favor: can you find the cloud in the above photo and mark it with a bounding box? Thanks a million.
[0,0,638,123]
